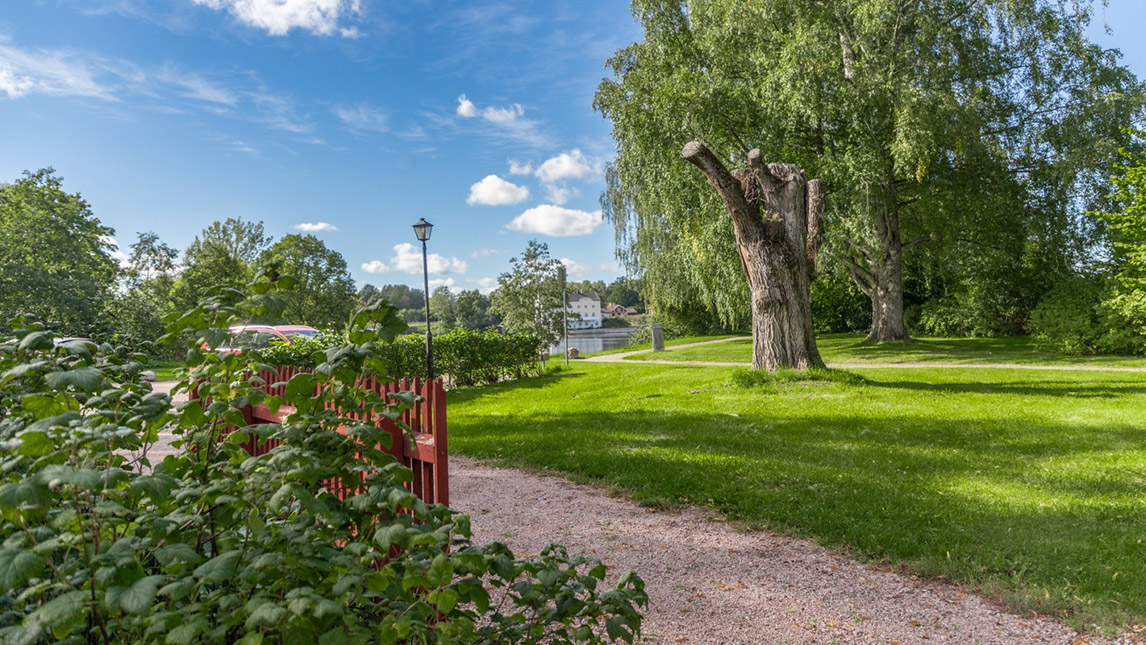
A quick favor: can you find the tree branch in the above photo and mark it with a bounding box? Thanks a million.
[841,256,875,296]
[902,235,932,250]
[682,141,761,238]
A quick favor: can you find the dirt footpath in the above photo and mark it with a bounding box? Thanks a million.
[452,458,1127,645]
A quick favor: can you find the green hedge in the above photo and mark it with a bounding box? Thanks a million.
[263,328,545,387]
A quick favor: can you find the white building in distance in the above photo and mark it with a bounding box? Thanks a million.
[567,291,603,329]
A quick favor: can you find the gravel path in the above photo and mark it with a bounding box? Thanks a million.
[452,458,1126,645]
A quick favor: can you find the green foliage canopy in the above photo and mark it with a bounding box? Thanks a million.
[594,0,1144,335]
[260,233,357,329]
[0,169,119,334]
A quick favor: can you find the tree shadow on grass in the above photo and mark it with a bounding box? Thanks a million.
[862,377,1146,398]
[449,406,1146,632]
[448,371,586,403]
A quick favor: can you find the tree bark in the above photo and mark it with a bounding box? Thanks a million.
[682,142,825,371]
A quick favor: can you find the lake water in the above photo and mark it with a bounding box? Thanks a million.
[550,328,639,356]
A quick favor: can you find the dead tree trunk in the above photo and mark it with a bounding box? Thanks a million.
[682,142,825,371]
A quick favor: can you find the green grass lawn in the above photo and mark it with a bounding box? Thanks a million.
[147,360,181,381]
[624,332,1146,368]
[449,360,1146,635]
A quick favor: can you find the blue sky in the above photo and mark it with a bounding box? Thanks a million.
[0,1,1143,294]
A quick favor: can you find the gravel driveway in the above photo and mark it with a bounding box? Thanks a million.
[452,458,1128,645]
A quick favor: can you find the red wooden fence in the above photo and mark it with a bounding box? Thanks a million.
[203,367,448,507]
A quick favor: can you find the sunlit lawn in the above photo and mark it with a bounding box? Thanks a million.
[623,332,1146,368]
[449,360,1146,635]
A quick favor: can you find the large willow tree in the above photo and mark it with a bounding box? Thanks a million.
[595,0,1143,341]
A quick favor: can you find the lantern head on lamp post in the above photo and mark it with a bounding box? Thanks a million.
[412,218,435,381]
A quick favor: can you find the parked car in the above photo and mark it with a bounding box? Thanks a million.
[208,325,320,353]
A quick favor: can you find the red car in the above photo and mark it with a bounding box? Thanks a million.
[208,325,320,353]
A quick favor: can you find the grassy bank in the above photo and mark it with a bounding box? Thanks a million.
[449,360,1146,635]
[624,333,1146,368]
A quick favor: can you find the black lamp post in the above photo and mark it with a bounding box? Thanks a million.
[413,218,435,382]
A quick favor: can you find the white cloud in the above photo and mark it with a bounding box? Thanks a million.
[429,277,459,292]
[100,235,131,268]
[544,184,578,206]
[191,0,363,37]
[466,175,529,206]
[361,260,389,274]
[333,103,388,134]
[535,149,595,183]
[456,94,477,118]
[469,277,497,295]
[390,243,467,275]
[507,205,603,237]
[481,103,523,124]
[293,221,339,232]
[470,248,498,258]
[559,257,589,277]
[508,160,532,175]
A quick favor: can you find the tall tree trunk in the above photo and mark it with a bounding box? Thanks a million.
[683,142,825,371]
[841,187,911,342]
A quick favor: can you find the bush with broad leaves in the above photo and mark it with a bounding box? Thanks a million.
[0,267,646,643]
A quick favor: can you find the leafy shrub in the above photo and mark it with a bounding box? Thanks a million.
[0,275,645,643]
[1028,275,1146,355]
[729,366,868,390]
[810,271,871,333]
[262,329,544,387]
[916,286,1027,338]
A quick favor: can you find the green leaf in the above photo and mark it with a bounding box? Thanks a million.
[426,554,453,588]
[18,331,52,351]
[165,618,207,645]
[44,367,103,392]
[16,431,53,457]
[107,574,163,614]
[244,599,288,630]
[29,590,87,637]
[435,588,459,614]
[373,524,406,552]
[194,550,240,583]
[156,544,203,568]
[318,627,349,645]
[284,372,318,405]
[21,394,66,419]
[0,548,45,592]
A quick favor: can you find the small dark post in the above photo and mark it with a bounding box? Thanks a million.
[651,323,665,352]
[413,218,435,381]
[558,265,569,367]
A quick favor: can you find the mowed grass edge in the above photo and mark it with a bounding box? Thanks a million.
[448,360,1146,635]
[623,333,1146,368]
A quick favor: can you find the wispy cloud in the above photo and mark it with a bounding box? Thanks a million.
[333,103,389,134]
[0,40,125,100]
[450,93,551,148]
[293,221,340,232]
[0,37,319,145]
